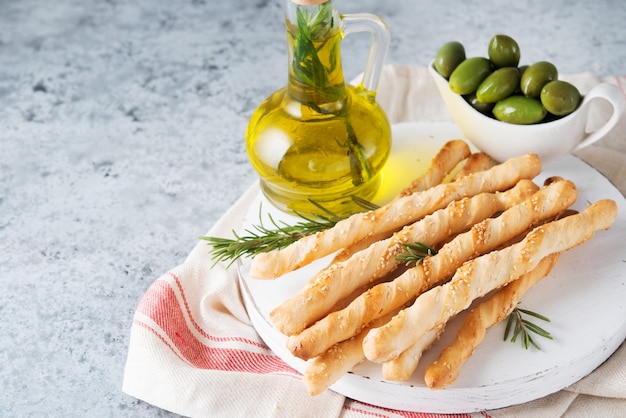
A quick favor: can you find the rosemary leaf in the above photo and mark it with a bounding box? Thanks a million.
[522,330,531,349]
[528,336,541,350]
[518,308,551,322]
[511,318,522,343]
[396,242,438,267]
[521,319,553,339]
[503,314,514,341]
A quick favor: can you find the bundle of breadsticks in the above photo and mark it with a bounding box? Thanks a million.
[248,139,618,395]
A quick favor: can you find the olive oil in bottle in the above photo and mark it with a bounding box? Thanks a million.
[245,0,391,217]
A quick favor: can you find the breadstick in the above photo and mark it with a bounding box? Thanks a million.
[382,324,445,381]
[329,229,396,264]
[304,333,367,396]
[363,199,618,363]
[284,179,576,357]
[395,139,471,199]
[424,253,560,389]
[332,150,492,265]
[302,312,396,396]
[250,153,542,279]
[450,152,496,181]
[274,180,538,337]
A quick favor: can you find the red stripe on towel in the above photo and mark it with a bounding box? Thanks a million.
[166,271,268,349]
[136,276,298,376]
[343,399,482,418]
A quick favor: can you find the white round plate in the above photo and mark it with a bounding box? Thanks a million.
[238,122,626,413]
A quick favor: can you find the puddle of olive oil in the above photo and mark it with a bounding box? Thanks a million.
[372,140,443,206]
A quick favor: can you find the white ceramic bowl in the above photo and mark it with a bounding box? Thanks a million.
[428,60,625,162]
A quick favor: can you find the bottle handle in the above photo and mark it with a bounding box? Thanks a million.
[342,13,390,94]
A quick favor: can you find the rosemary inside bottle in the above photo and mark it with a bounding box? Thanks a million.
[286,2,372,186]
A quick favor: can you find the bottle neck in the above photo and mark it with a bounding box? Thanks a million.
[284,0,347,110]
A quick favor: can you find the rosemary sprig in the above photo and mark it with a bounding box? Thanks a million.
[396,242,438,267]
[202,196,378,267]
[504,307,553,350]
[201,209,339,268]
[291,2,343,106]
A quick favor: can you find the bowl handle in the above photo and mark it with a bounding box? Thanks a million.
[573,83,626,152]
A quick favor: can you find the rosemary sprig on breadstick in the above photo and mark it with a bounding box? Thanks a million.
[396,242,438,267]
[201,210,339,267]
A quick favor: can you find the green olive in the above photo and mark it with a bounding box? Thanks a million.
[476,67,521,103]
[464,92,495,115]
[449,57,492,95]
[488,34,521,68]
[540,80,581,116]
[434,41,466,79]
[520,61,558,98]
[493,96,547,124]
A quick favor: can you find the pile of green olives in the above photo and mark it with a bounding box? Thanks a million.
[434,35,582,125]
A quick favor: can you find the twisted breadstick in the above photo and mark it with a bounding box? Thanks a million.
[304,333,368,396]
[329,229,396,265]
[273,180,538,337]
[423,253,560,389]
[363,199,618,363]
[450,152,496,181]
[395,139,471,199]
[250,153,542,279]
[381,324,445,381]
[284,179,576,357]
[302,312,396,396]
